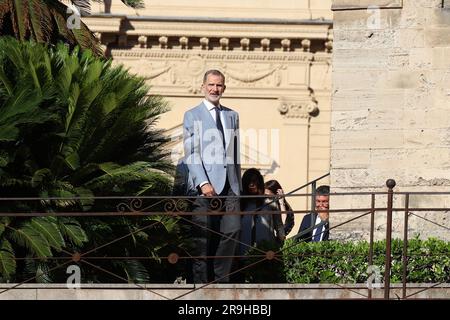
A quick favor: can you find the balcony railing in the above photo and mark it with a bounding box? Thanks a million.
[0,178,448,300]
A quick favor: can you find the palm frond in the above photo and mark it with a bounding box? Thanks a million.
[0,219,5,235]
[85,162,172,195]
[122,259,150,283]
[24,258,53,283]
[58,217,88,247]
[30,217,65,251]
[0,0,102,55]
[31,168,52,189]
[8,223,52,258]
[0,38,178,283]
[70,0,91,16]
[121,0,145,9]
[0,238,16,279]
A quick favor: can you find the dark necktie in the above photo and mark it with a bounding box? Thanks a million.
[214,106,225,148]
[313,223,323,242]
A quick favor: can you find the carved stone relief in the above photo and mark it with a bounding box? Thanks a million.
[112,49,317,93]
[221,62,285,87]
[278,98,319,119]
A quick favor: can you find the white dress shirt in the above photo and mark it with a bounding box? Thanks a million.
[312,215,324,241]
[203,99,224,125]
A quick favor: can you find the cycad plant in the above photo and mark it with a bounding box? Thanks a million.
[0,0,101,55]
[0,37,184,283]
[0,0,145,56]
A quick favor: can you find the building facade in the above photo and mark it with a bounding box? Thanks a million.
[83,0,334,230]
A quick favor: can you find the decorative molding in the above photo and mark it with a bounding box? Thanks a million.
[127,61,172,80]
[81,17,123,32]
[109,48,324,94]
[313,52,332,62]
[111,50,317,62]
[222,63,283,84]
[325,40,333,53]
[301,39,311,52]
[122,20,331,39]
[278,98,319,119]
[240,38,250,51]
[281,39,291,51]
[108,35,329,95]
[260,38,270,51]
[332,0,402,11]
[138,35,147,48]
[179,36,189,49]
[159,36,168,48]
[199,37,209,50]
[219,38,229,50]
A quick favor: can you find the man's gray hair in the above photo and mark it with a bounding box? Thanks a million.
[203,69,225,84]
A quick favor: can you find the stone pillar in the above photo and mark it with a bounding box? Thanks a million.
[330,0,450,240]
[276,98,318,228]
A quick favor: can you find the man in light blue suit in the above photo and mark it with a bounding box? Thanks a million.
[183,69,242,283]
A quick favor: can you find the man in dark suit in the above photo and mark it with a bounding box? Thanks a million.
[295,185,330,242]
[183,69,241,283]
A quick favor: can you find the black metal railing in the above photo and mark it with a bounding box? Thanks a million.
[0,178,448,299]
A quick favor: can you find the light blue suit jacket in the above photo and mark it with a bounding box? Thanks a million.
[183,102,242,195]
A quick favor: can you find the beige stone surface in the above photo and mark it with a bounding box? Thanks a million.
[0,283,448,299]
[332,0,403,11]
[330,0,450,241]
[89,0,333,20]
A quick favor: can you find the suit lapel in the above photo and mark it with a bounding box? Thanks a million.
[199,102,216,130]
[199,102,230,149]
[223,111,234,148]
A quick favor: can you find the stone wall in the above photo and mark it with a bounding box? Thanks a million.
[330,0,450,241]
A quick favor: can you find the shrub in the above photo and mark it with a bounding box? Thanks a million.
[281,238,449,284]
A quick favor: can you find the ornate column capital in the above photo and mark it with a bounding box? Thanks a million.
[278,98,319,119]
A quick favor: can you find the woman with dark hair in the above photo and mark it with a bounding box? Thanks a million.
[239,169,285,255]
[264,180,295,236]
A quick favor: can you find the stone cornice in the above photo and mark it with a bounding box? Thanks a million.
[111,50,314,61]
[88,15,333,25]
[332,0,402,11]
[83,17,331,40]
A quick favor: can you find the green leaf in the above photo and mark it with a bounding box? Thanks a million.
[9,224,52,258]
[97,162,122,174]
[0,150,9,167]
[74,186,94,211]
[30,217,65,251]
[65,152,80,170]
[31,168,52,188]
[35,262,53,283]
[0,124,19,142]
[0,239,16,279]
[58,218,88,247]
[0,1,102,55]
[123,260,150,283]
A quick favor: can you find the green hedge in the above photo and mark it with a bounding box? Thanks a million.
[243,238,450,283]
